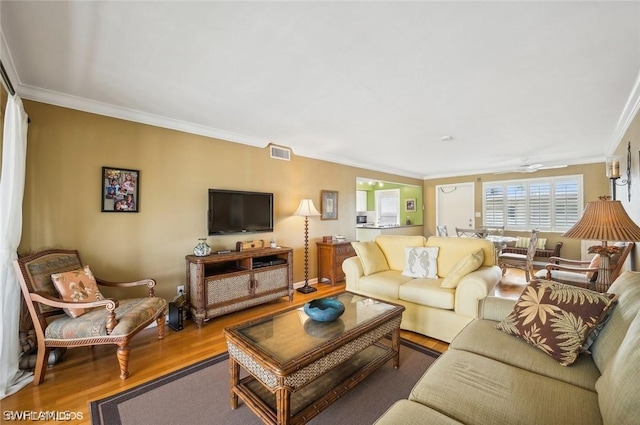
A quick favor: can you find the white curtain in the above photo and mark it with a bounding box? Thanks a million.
[0,94,32,399]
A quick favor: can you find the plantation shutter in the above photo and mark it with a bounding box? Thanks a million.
[482,175,582,232]
[554,180,580,231]
[484,186,504,227]
[529,182,552,229]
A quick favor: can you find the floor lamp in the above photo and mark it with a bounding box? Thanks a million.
[562,196,640,292]
[293,199,321,294]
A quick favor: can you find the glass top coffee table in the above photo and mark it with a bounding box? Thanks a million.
[223,292,405,425]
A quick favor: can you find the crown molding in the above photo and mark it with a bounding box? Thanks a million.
[607,69,640,156]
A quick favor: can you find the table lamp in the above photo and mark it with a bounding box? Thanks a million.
[293,199,321,293]
[562,196,640,292]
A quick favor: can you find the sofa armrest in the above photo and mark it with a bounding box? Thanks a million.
[342,256,364,292]
[454,265,503,318]
[478,296,517,321]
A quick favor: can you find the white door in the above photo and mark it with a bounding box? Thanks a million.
[436,183,475,236]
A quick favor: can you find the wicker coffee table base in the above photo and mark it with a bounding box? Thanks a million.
[227,315,402,425]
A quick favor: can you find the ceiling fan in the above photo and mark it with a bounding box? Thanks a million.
[494,163,568,174]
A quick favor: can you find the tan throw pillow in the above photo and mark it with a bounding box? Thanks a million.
[402,247,439,279]
[51,266,104,318]
[496,279,616,366]
[351,241,389,276]
[440,249,484,289]
[515,237,529,248]
[585,255,601,281]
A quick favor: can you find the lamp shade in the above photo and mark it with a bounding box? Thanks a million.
[293,199,321,217]
[562,198,640,241]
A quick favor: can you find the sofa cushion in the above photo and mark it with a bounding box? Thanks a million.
[496,279,616,366]
[409,349,602,425]
[402,246,439,279]
[440,249,484,289]
[452,319,601,391]
[351,241,389,276]
[426,236,495,275]
[51,266,104,318]
[595,310,640,425]
[591,271,640,373]
[375,235,427,271]
[399,279,455,310]
[373,400,464,425]
[515,236,547,249]
[358,270,413,299]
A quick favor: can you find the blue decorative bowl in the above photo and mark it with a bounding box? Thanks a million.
[304,298,345,322]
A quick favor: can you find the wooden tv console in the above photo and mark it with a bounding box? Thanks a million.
[185,247,293,328]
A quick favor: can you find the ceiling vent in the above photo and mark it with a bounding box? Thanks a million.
[269,144,291,161]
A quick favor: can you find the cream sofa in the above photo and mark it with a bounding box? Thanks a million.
[342,235,502,343]
[374,271,640,425]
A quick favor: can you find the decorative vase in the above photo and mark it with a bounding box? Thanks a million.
[304,298,345,322]
[193,238,211,257]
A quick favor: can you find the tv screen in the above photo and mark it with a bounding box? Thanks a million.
[208,189,274,235]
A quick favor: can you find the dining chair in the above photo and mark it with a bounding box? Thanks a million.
[455,227,487,238]
[14,249,167,384]
[436,225,449,237]
[498,229,539,281]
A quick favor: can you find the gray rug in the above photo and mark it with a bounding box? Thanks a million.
[90,340,439,425]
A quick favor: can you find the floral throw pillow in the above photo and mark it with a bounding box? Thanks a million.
[51,266,104,318]
[496,279,616,366]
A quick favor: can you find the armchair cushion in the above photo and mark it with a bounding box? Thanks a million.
[586,255,600,281]
[51,266,104,318]
[496,279,616,366]
[45,297,167,339]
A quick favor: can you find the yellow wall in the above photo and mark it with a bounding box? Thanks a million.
[19,100,423,300]
[423,163,611,260]
[613,108,640,269]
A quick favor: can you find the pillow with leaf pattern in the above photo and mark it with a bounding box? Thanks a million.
[496,279,616,366]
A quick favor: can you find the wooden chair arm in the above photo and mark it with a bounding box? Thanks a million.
[30,292,119,310]
[31,292,120,334]
[545,264,598,273]
[96,278,157,296]
[547,257,591,266]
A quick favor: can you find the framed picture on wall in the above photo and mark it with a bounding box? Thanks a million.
[102,167,139,212]
[321,190,338,220]
[405,198,417,212]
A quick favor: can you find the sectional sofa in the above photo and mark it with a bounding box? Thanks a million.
[374,271,640,425]
[343,235,502,343]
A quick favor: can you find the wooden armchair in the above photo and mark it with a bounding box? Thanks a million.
[14,249,167,385]
[534,242,634,292]
[498,229,539,281]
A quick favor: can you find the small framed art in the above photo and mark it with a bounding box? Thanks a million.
[405,198,417,212]
[102,167,139,212]
[321,190,338,220]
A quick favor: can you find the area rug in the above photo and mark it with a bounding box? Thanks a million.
[90,340,439,425]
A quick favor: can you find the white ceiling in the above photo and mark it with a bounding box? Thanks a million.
[1,1,639,179]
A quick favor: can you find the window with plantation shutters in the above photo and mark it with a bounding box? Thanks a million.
[482,175,582,232]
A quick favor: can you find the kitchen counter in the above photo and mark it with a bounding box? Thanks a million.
[355,224,424,242]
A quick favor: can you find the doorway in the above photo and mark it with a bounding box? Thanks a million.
[435,183,475,236]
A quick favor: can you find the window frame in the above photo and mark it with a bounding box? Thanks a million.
[482,175,583,233]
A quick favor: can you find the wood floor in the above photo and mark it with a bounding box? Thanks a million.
[2,270,527,425]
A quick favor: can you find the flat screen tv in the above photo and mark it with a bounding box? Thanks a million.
[208,189,274,235]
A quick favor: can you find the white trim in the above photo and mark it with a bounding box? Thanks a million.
[607,69,640,156]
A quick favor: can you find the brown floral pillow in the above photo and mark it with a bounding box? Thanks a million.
[496,279,616,366]
[51,266,104,318]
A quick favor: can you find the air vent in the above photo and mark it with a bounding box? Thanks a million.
[270,145,291,161]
